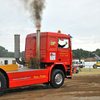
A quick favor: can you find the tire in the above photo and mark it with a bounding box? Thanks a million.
[93,64,97,69]
[0,72,6,96]
[50,69,64,88]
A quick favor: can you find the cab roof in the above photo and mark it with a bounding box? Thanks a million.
[27,32,70,38]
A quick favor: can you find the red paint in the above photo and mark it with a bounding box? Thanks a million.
[25,32,71,63]
[7,69,49,88]
[7,32,73,88]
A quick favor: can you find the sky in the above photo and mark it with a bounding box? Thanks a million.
[0,0,100,52]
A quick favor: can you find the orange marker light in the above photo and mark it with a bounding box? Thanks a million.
[58,30,61,33]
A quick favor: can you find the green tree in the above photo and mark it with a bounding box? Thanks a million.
[0,46,8,57]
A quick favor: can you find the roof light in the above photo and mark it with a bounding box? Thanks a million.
[58,30,61,33]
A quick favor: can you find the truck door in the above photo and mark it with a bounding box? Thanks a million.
[58,38,70,64]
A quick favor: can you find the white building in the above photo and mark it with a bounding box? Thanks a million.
[0,57,15,65]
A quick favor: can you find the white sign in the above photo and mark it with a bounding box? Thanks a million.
[50,53,56,60]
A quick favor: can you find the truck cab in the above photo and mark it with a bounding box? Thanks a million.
[25,32,72,71]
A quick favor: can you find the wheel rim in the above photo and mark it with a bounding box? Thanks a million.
[94,65,97,68]
[55,73,63,85]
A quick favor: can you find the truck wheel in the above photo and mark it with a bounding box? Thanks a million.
[0,72,6,96]
[50,69,64,88]
[93,64,97,69]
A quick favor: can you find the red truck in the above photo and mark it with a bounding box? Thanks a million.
[0,27,73,95]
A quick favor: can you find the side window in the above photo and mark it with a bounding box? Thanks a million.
[58,38,69,48]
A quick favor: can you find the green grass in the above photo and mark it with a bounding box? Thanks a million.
[74,68,100,75]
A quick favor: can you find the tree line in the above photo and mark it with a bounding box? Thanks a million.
[0,45,100,59]
[73,48,100,59]
[0,46,24,58]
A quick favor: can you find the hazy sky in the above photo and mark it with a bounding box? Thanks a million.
[0,0,100,52]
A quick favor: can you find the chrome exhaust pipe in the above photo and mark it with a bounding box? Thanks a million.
[14,34,20,58]
[36,24,41,68]
[36,30,40,68]
[14,34,24,65]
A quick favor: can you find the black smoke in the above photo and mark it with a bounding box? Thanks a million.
[21,0,45,27]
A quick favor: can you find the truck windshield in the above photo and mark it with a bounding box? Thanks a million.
[58,38,69,48]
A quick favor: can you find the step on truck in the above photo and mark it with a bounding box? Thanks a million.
[0,25,73,96]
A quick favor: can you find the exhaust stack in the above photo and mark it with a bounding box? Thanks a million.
[36,24,41,68]
[14,35,24,65]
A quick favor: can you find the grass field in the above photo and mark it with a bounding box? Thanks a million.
[74,68,100,75]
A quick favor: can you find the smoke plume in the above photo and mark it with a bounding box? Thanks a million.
[21,0,45,27]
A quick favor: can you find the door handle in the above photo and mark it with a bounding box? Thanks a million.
[59,59,61,61]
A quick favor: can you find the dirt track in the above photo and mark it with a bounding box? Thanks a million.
[0,74,100,100]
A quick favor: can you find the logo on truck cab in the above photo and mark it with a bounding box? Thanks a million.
[50,40,56,45]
